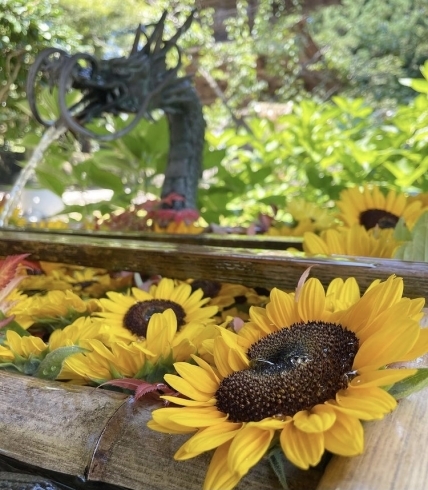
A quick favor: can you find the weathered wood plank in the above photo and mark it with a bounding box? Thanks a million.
[0,371,282,490]
[1,230,428,300]
[1,226,304,250]
[317,352,428,490]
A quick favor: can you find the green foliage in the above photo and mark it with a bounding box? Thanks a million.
[198,64,428,225]
[388,368,428,400]
[22,63,428,227]
[394,213,428,261]
[310,0,428,108]
[0,0,82,146]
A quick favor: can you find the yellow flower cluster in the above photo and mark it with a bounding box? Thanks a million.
[1,256,427,490]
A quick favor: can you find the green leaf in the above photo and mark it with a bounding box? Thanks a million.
[393,217,412,241]
[268,445,290,490]
[35,169,67,197]
[86,164,124,193]
[394,212,428,261]
[34,346,87,380]
[388,368,428,400]
[399,78,428,94]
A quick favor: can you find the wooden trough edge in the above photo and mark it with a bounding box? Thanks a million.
[0,226,305,251]
[1,358,428,490]
[1,229,428,300]
[0,371,283,490]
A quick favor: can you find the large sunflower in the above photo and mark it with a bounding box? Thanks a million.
[336,185,426,230]
[97,277,218,339]
[303,224,400,258]
[148,275,428,490]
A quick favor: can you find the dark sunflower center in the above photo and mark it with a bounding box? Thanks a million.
[191,279,221,299]
[123,299,186,337]
[215,321,359,422]
[359,209,399,230]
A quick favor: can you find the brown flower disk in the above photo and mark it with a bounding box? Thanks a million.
[215,321,359,422]
[359,209,399,230]
[123,299,186,337]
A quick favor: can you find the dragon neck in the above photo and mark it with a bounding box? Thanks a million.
[161,86,206,210]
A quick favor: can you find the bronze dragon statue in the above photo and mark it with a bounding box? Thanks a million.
[26,10,204,219]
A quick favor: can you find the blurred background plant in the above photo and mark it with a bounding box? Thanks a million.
[1,0,428,229]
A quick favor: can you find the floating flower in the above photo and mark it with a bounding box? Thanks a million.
[303,224,400,258]
[20,262,133,298]
[0,330,47,365]
[7,289,101,330]
[265,219,317,237]
[285,198,338,232]
[336,185,426,230]
[148,274,428,489]
[97,277,218,340]
[60,309,214,384]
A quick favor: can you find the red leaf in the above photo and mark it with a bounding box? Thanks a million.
[0,254,30,290]
[98,378,176,401]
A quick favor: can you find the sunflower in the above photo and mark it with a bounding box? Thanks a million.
[153,221,205,234]
[336,185,426,230]
[0,330,48,367]
[60,309,216,384]
[303,224,400,258]
[97,277,218,339]
[7,289,101,330]
[148,274,428,490]
[48,315,130,349]
[265,219,317,237]
[20,262,133,298]
[285,198,338,232]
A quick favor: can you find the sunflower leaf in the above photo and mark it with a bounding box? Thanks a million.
[267,445,290,490]
[393,212,428,262]
[388,368,428,400]
[393,217,412,241]
[34,346,87,380]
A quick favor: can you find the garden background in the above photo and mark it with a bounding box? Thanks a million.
[1,0,428,228]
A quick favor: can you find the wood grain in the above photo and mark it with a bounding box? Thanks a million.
[1,226,304,251]
[317,383,428,490]
[0,371,282,490]
[1,229,428,300]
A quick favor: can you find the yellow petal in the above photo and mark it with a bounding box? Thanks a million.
[293,405,336,433]
[354,318,420,371]
[398,328,428,362]
[323,410,364,456]
[227,425,274,477]
[203,441,243,490]
[169,406,228,427]
[164,373,212,401]
[161,395,216,407]
[214,336,236,378]
[146,419,193,435]
[350,368,418,388]
[249,305,277,334]
[173,361,218,394]
[330,386,397,420]
[153,278,175,299]
[266,288,295,328]
[280,422,324,469]
[297,278,326,322]
[174,422,242,460]
[150,408,197,434]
